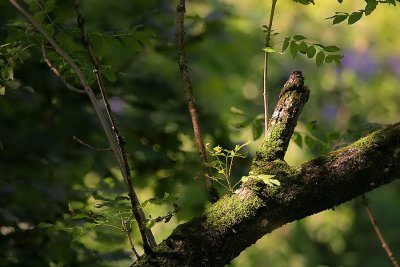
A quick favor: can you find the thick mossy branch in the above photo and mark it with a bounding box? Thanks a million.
[252,71,309,174]
[133,123,400,267]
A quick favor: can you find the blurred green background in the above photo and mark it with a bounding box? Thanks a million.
[0,0,399,266]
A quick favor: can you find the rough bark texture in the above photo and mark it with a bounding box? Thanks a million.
[133,72,400,266]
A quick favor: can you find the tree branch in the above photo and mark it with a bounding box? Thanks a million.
[134,122,400,266]
[41,43,86,94]
[253,70,309,172]
[8,0,155,253]
[133,72,400,266]
[362,197,400,267]
[71,0,156,251]
[263,0,278,135]
[176,0,219,203]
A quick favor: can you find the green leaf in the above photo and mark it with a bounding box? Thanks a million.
[332,14,348,24]
[365,1,378,15]
[323,45,340,52]
[325,55,334,63]
[282,37,290,52]
[45,24,55,37]
[1,66,14,80]
[262,47,277,53]
[316,51,325,67]
[292,131,303,148]
[327,54,344,65]
[290,41,298,58]
[44,0,56,12]
[306,45,316,58]
[33,12,45,23]
[298,42,308,54]
[348,11,364,25]
[233,118,253,128]
[293,35,306,41]
[230,106,246,115]
[305,135,317,149]
[0,86,5,96]
[142,192,174,207]
[252,121,263,141]
[37,222,54,228]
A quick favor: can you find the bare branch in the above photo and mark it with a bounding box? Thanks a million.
[362,197,400,267]
[263,0,278,135]
[122,218,141,260]
[72,136,111,151]
[176,0,219,203]
[41,43,86,94]
[71,0,156,251]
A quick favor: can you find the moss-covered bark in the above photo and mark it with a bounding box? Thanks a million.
[252,71,309,174]
[133,124,400,267]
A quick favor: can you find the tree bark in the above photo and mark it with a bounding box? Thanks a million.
[133,72,400,267]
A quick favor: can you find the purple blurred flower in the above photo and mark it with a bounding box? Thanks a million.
[109,97,124,114]
[322,103,337,121]
[387,56,400,78]
[341,49,379,78]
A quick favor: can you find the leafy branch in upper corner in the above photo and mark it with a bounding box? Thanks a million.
[327,0,400,25]
[264,34,343,67]
[206,141,250,193]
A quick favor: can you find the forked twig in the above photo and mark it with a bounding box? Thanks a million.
[176,0,219,203]
[73,136,111,151]
[362,196,399,267]
[41,42,86,94]
[122,218,140,259]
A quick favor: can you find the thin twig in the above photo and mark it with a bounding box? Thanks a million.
[41,43,86,94]
[263,0,278,136]
[362,196,400,267]
[71,0,155,251]
[72,136,111,151]
[8,0,155,253]
[176,0,219,203]
[122,218,141,260]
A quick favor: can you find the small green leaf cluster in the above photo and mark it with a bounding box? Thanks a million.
[291,121,341,155]
[206,141,251,192]
[241,174,280,188]
[0,42,33,95]
[281,35,343,66]
[37,190,177,246]
[231,106,264,140]
[328,0,400,25]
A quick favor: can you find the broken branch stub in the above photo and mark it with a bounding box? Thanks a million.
[252,71,309,174]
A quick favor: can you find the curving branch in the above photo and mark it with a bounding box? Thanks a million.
[133,72,400,266]
[41,43,86,94]
[71,0,156,251]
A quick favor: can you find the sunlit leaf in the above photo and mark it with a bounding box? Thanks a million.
[293,35,306,41]
[262,47,277,53]
[323,45,340,52]
[290,41,298,58]
[306,45,316,58]
[348,11,364,25]
[282,37,290,52]
[316,51,325,66]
